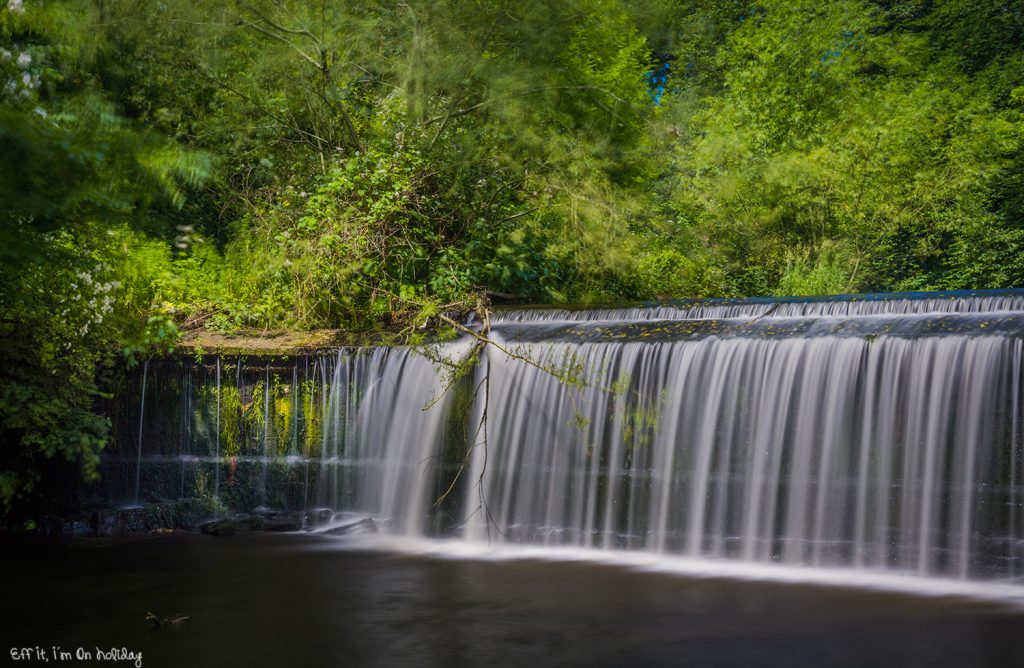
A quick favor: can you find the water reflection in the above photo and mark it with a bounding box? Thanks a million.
[4,533,1024,668]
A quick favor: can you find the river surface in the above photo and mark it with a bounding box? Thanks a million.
[3,532,1024,667]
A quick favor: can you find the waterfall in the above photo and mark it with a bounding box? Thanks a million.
[215,356,221,502]
[312,343,473,530]
[460,333,1020,579]
[132,359,149,505]
[489,289,1024,323]
[108,290,1024,586]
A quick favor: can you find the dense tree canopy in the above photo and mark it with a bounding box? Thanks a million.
[1,0,1022,509]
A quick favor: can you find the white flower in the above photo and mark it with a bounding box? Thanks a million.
[16,51,31,69]
[7,0,24,14]
[33,106,46,119]
[0,49,11,61]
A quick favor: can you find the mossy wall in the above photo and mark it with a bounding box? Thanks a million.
[99,351,474,529]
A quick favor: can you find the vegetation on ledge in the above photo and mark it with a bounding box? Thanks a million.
[177,329,349,357]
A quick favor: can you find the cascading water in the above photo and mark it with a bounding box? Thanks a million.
[103,290,1024,590]
[215,356,221,500]
[489,289,1024,323]
[132,359,148,505]
[310,344,471,530]
[462,332,1020,579]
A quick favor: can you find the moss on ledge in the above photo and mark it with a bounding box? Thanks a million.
[176,329,349,355]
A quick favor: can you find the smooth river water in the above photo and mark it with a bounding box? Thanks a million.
[3,532,1024,668]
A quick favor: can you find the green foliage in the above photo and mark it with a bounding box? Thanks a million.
[776,244,851,297]
[650,0,1024,295]
[0,1,209,512]
[632,246,727,298]
[87,0,661,321]
[3,0,1024,512]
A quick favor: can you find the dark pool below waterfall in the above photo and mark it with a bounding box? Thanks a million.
[4,532,1024,668]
